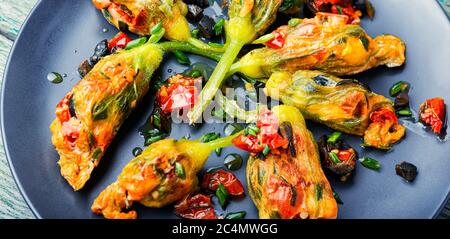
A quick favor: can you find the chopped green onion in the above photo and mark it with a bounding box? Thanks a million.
[213,18,225,36]
[251,33,275,44]
[248,125,261,134]
[145,135,163,146]
[216,183,229,207]
[333,189,344,204]
[189,70,202,78]
[225,211,246,219]
[288,18,301,27]
[359,157,381,170]
[327,132,342,144]
[262,145,271,156]
[150,21,163,35]
[152,112,161,129]
[396,108,413,117]
[175,162,185,179]
[200,132,221,143]
[148,28,165,43]
[215,148,222,156]
[245,124,260,137]
[125,37,147,50]
[173,50,190,65]
[208,42,224,48]
[336,5,343,14]
[191,29,200,38]
[389,81,410,97]
[328,151,341,164]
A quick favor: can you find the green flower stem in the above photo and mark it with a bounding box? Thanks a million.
[187,37,225,53]
[187,40,246,124]
[158,41,222,61]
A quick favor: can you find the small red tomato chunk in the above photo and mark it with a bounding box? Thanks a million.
[420,97,446,134]
[265,31,286,49]
[233,110,288,154]
[174,194,217,219]
[156,75,201,114]
[108,32,132,50]
[201,170,245,196]
[370,108,398,124]
[337,149,354,162]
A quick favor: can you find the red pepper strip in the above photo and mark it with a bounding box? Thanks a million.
[201,170,245,196]
[420,97,446,134]
[174,194,217,219]
[370,108,398,124]
[265,31,286,49]
[108,32,132,50]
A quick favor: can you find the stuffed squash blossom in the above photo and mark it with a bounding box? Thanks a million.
[246,105,338,219]
[50,42,163,191]
[91,134,239,219]
[229,13,406,79]
[92,0,222,52]
[265,70,405,149]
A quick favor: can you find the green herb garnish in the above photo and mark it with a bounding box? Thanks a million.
[389,81,410,97]
[288,18,301,27]
[173,50,191,65]
[200,132,221,143]
[175,162,185,179]
[125,37,147,50]
[327,132,342,144]
[213,18,225,36]
[359,157,381,170]
[224,211,246,219]
[396,108,413,117]
[328,151,341,164]
[216,183,229,207]
[262,145,271,156]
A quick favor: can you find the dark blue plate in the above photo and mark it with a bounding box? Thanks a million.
[1,0,450,219]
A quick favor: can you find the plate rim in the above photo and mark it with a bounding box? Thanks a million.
[0,0,449,219]
[1,0,43,219]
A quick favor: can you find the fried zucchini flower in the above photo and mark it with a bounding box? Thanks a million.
[92,0,222,52]
[187,0,283,123]
[244,105,338,219]
[91,134,239,219]
[50,41,164,191]
[229,13,406,79]
[265,70,405,149]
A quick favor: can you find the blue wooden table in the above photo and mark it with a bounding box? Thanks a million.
[0,0,449,219]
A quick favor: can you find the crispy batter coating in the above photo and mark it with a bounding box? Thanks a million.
[50,44,163,190]
[247,105,338,219]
